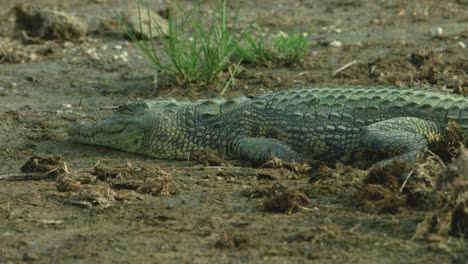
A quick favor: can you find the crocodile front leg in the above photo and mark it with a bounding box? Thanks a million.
[232,136,298,164]
[360,117,446,169]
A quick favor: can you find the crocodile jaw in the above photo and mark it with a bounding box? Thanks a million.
[68,114,145,154]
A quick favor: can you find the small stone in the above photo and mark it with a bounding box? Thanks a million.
[29,53,38,61]
[430,27,443,37]
[458,42,466,49]
[85,48,100,60]
[329,40,342,47]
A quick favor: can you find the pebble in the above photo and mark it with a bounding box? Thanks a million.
[112,51,129,62]
[329,40,342,47]
[430,26,443,37]
[86,48,101,60]
[64,41,73,48]
[458,41,466,49]
[321,25,342,33]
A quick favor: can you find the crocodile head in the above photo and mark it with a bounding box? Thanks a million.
[68,98,187,157]
[68,101,157,154]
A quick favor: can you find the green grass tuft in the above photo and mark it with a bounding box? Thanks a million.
[273,30,309,65]
[124,0,244,92]
[237,30,310,66]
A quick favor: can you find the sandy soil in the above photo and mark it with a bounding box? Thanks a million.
[0,0,467,263]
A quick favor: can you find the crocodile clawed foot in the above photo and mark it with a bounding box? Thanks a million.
[366,159,413,190]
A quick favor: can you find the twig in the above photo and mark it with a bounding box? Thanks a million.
[63,162,70,174]
[33,219,64,224]
[17,199,42,206]
[177,166,241,170]
[298,205,316,212]
[349,223,361,233]
[63,199,93,208]
[99,106,118,110]
[332,60,359,76]
[0,172,53,181]
[1,164,65,180]
[399,168,415,193]
[427,150,446,167]
[162,88,178,98]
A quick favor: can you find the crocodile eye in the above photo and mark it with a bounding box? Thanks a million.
[118,105,134,113]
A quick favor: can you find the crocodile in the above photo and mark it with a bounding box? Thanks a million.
[68,86,468,167]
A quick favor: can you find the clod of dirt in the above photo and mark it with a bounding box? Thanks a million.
[353,155,445,213]
[437,120,466,159]
[256,168,299,180]
[306,164,366,195]
[54,162,175,205]
[74,172,98,184]
[76,185,116,207]
[93,163,170,181]
[365,160,411,192]
[58,184,116,208]
[263,183,310,214]
[93,164,131,180]
[12,4,87,41]
[309,163,364,183]
[190,148,231,166]
[121,7,168,39]
[286,222,344,245]
[0,37,38,63]
[352,184,407,214]
[256,157,311,180]
[405,157,445,209]
[263,156,311,174]
[414,148,468,239]
[93,163,175,195]
[55,172,97,192]
[56,176,82,192]
[351,161,411,213]
[409,51,443,69]
[20,155,65,178]
[137,176,176,196]
[215,232,255,250]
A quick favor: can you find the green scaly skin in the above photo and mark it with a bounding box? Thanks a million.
[68,86,468,166]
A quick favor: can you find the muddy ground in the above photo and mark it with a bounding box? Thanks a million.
[0,0,467,263]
